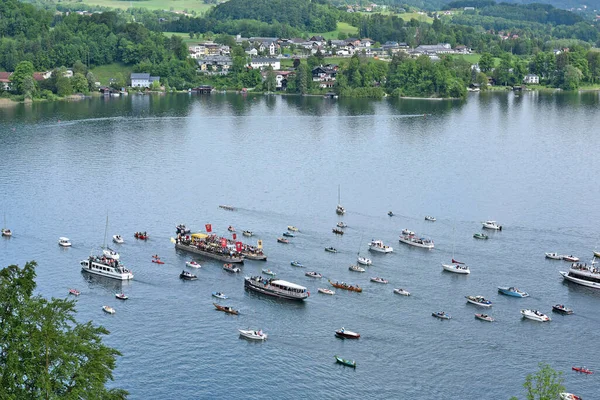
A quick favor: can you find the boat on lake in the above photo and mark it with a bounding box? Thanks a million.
[335,327,360,339]
[498,287,529,297]
[186,260,201,268]
[475,313,495,322]
[349,265,365,272]
[305,271,322,278]
[227,226,235,232]
[357,256,372,265]
[465,295,492,307]
[2,214,11,237]
[174,234,244,263]
[212,292,228,299]
[552,304,573,314]
[291,261,303,267]
[521,309,551,322]
[318,288,335,295]
[482,220,502,230]
[332,228,344,235]
[262,268,276,276]
[388,211,394,217]
[69,288,80,296]
[399,232,434,249]
[394,288,410,296]
[432,311,451,320]
[287,226,299,232]
[176,224,191,235]
[277,237,289,244]
[244,276,309,300]
[442,262,470,274]
[239,329,267,341]
[242,230,253,237]
[115,293,128,300]
[282,231,294,237]
[214,303,239,315]
[562,255,579,262]
[560,393,582,400]
[336,185,345,215]
[473,233,488,240]
[329,280,362,292]
[368,240,393,253]
[425,216,436,221]
[102,305,115,314]
[219,205,236,211]
[325,246,337,253]
[545,252,562,260]
[180,270,197,280]
[223,264,241,273]
[559,262,600,289]
[572,366,593,374]
[59,237,72,247]
[337,222,347,228]
[134,232,148,240]
[370,277,388,284]
[112,234,124,244]
[80,255,133,280]
[335,355,356,368]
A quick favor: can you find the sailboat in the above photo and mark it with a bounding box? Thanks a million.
[356,234,372,265]
[336,185,346,215]
[1,213,11,237]
[102,215,119,260]
[442,225,470,274]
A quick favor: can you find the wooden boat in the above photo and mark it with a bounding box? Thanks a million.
[335,327,360,339]
[102,305,115,314]
[282,231,295,237]
[370,277,388,284]
[68,288,80,296]
[290,261,303,267]
[287,226,299,232]
[334,355,356,368]
[180,270,198,280]
[329,280,362,292]
[239,329,267,341]
[475,313,495,322]
[305,271,322,278]
[349,265,365,272]
[277,237,289,244]
[186,261,201,268]
[115,293,128,300]
[324,247,337,253]
[223,264,241,273]
[242,230,253,237]
[473,233,488,240]
[552,304,573,314]
[212,292,228,299]
[394,288,410,296]
[432,311,451,320]
[318,288,335,295]
[262,268,276,276]
[332,228,344,235]
[134,232,148,240]
[214,303,239,315]
[572,366,593,374]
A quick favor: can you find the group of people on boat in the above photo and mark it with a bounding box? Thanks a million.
[571,263,599,273]
[176,234,242,257]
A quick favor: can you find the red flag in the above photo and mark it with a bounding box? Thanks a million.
[235,241,243,252]
[232,233,237,240]
[220,238,227,248]
[205,224,212,233]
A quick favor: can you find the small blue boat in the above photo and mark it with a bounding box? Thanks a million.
[283,232,295,237]
[291,261,303,267]
[498,286,529,298]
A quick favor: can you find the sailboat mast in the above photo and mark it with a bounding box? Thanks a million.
[103,215,109,249]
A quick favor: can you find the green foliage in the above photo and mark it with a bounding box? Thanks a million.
[0,261,127,399]
[10,61,35,95]
[523,363,565,400]
[478,53,494,73]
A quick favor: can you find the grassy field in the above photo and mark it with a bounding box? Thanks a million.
[398,12,433,23]
[308,22,359,41]
[61,0,212,14]
[163,32,201,45]
[90,63,133,85]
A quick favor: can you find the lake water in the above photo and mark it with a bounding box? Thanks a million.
[1,91,599,399]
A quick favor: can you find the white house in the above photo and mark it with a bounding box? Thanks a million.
[130,73,160,88]
[523,74,540,84]
[249,58,280,70]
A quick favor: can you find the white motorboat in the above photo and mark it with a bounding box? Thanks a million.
[465,295,492,307]
[349,265,365,272]
[442,263,470,274]
[102,305,115,314]
[368,240,393,253]
[242,230,253,237]
[336,221,347,228]
[112,234,124,244]
[394,288,410,296]
[482,220,502,230]
[357,256,372,266]
[180,270,198,280]
[399,233,434,249]
[239,329,267,341]
[1,214,11,237]
[58,237,72,247]
[475,313,495,322]
[305,271,323,278]
[115,293,128,300]
[424,216,436,221]
[562,255,579,262]
[318,288,335,295]
[335,185,345,215]
[545,252,562,260]
[521,309,551,322]
[370,277,388,284]
[186,261,201,268]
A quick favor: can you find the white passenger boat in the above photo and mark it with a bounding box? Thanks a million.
[521,309,551,322]
[394,288,410,296]
[482,220,502,230]
[442,263,470,274]
[368,240,393,253]
[80,255,134,280]
[545,252,562,260]
[399,233,434,249]
[244,276,309,300]
[112,234,124,244]
[559,262,600,289]
[357,256,372,265]
[239,329,267,341]
[59,237,72,247]
[465,295,492,307]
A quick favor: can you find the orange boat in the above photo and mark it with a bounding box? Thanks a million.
[329,280,362,292]
[213,303,239,315]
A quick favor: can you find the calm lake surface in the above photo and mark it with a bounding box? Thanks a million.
[1,91,600,399]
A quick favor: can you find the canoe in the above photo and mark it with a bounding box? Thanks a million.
[152,259,165,264]
[572,366,593,374]
[329,280,362,292]
[102,305,115,314]
[335,355,356,368]
[214,303,239,315]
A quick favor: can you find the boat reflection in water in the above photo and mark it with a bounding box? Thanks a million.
[81,271,131,293]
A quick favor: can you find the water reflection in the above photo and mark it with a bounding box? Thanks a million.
[81,271,130,293]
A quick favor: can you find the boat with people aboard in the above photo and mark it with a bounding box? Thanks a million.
[241,249,267,261]
[277,237,289,244]
[318,288,335,295]
[498,286,529,297]
[432,311,451,320]
[357,256,372,265]
[425,216,436,221]
[370,277,388,284]
[174,233,244,263]
[325,246,337,253]
[239,329,267,341]
[465,295,492,307]
[388,211,394,217]
[572,366,593,374]
[262,268,276,276]
[219,205,236,211]
[336,185,345,215]
[59,237,72,247]
[186,260,201,268]
[115,293,128,300]
[335,327,360,339]
[401,229,415,236]
[559,261,600,289]
[80,255,134,280]
[521,309,551,322]
[227,226,235,232]
[112,234,124,244]
[399,232,434,249]
[368,240,393,253]
[287,226,299,232]
[212,292,228,299]
[594,250,600,258]
[223,264,241,273]
[329,280,362,292]
[214,303,239,315]
[560,393,582,400]
[545,252,562,260]
[180,270,198,280]
[2,214,11,237]
[69,288,80,296]
[244,276,309,300]
[552,304,573,314]
[482,220,502,230]
[305,271,322,278]
[562,255,579,262]
[152,256,164,264]
[283,231,294,237]
[176,224,191,235]
[473,233,488,240]
[442,262,470,274]
[336,222,347,228]
[332,228,344,235]
[102,305,115,314]
[349,265,365,272]
[394,288,410,296]
[475,313,495,322]
[335,355,356,368]
[242,230,253,237]
[134,231,148,240]
[291,261,304,267]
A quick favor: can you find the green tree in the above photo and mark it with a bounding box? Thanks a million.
[72,73,90,94]
[478,53,494,73]
[295,63,308,94]
[561,65,583,90]
[20,76,36,99]
[522,363,565,400]
[86,71,97,92]
[0,261,128,399]
[56,75,73,97]
[10,61,35,95]
[263,66,277,92]
[73,60,88,76]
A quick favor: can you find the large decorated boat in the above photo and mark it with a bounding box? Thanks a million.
[244,276,309,301]
[175,233,244,263]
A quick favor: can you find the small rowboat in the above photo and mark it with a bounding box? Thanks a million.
[325,247,337,253]
[332,228,344,235]
[473,233,488,240]
[287,226,299,232]
[552,304,573,314]
[335,328,360,339]
[214,303,239,315]
[475,313,494,322]
[370,277,388,284]
[102,305,115,314]
[239,329,267,341]
[223,264,241,273]
[562,255,579,262]
[134,232,148,240]
[305,271,322,278]
[572,366,593,374]
[318,288,335,295]
[277,237,289,244]
[212,292,228,299]
[291,261,303,267]
[262,269,276,276]
[115,293,128,300]
[282,231,295,237]
[186,261,201,268]
[242,230,253,237]
[68,289,80,296]
[432,311,451,320]
[329,280,362,292]
[335,355,356,368]
[349,265,365,272]
[394,288,410,296]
